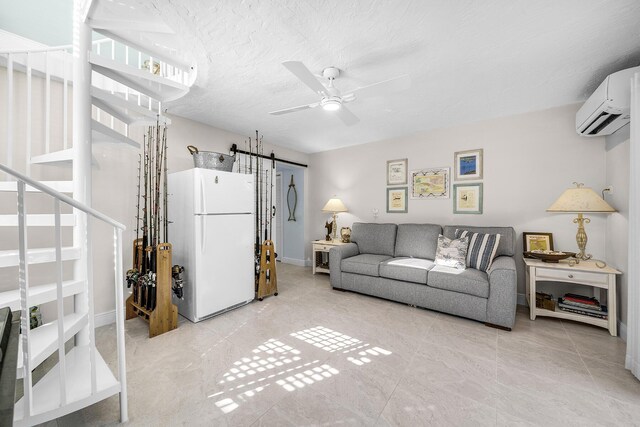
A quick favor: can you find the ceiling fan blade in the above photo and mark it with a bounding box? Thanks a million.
[269,102,320,115]
[335,105,360,126]
[282,61,328,96]
[343,74,410,101]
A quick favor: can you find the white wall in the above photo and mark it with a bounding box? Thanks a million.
[276,164,306,265]
[308,104,610,297]
[605,126,630,330]
[90,115,309,316]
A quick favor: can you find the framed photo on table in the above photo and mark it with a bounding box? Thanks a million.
[454,149,483,181]
[410,167,450,199]
[453,183,483,214]
[387,158,408,185]
[523,232,554,252]
[386,187,408,213]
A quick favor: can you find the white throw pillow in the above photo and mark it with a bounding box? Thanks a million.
[434,234,469,270]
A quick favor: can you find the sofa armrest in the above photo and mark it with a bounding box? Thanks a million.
[486,256,517,329]
[329,243,359,288]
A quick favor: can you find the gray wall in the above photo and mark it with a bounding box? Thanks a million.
[308,104,611,299]
[605,126,630,329]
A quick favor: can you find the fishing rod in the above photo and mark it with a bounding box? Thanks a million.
[249,137,261,292]
[258,130,263,244]
[154,117,161,247]
[135,153,142,268]
[269,152,275,241]
[264,168,269,241]
[163,124,168,243]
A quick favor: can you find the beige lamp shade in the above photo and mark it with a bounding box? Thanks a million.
[322,197,348,213]
[547,184,616,213]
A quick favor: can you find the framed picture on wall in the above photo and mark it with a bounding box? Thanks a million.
[410,167,450,199]
[387,158,408,185]
[454,149,483,181]
[453,183,483,214]
[523,232,554,252]
[387,187,408,213]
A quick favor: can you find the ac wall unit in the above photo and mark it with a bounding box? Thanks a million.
[576,66,639,137]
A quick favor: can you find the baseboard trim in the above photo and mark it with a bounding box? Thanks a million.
[94,310,116,328]
[281,257,307,267]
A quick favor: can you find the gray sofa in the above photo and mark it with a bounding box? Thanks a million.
[329,223,517,329]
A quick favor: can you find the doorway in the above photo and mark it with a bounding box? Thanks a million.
[275,163,305,266]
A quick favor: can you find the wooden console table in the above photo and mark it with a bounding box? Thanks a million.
[524,258,620,336]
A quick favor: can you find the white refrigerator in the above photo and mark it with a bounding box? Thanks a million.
[168,168,255,322]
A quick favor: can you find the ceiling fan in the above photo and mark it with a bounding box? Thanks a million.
[269,61,410,126]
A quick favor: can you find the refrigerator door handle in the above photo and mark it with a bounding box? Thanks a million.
[200,174,206,213]
[201,214,207,253]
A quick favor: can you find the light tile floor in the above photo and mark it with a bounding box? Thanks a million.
[57,263,640,426]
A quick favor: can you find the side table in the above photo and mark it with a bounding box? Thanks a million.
[524,258,621,336]
[312,240,346,274]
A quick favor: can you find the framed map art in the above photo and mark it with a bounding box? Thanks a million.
[410,167,450,199]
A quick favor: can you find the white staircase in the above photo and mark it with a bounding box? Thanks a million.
[0,0,195,425]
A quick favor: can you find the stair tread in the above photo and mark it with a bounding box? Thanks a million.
[0,181,73,193]
[91,86,171,126]
[13,345,119,424]
[0,279,84,312]
[0,247,81,268]
[17,311,88,377]
[31,149,74,165]
[89,52,188,102]
[0,213,75,227]
[91,119,140,148]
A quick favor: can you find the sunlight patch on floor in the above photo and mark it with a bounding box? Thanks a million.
[210,326,391,415]
[290,326,362,353]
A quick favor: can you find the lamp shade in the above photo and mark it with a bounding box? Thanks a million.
[547,184,616,213]
[322,197,348,213]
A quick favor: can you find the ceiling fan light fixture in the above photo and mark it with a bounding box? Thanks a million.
[321,97,342,111]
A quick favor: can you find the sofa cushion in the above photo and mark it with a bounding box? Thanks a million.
[434,234,469,270]
[455,229,501,272]
[443,225,515,257]
[351,223,398,256]
[379,257,435,284]
[427,265,490,298]
[394,224,442,259]
[341,254,391,277]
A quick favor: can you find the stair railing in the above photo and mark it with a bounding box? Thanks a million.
[1,33,191,179]
[1,45,72,177]
[0,162,128,423]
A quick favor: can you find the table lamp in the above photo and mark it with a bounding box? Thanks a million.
[322,196,348,241]
[546,182,616,260]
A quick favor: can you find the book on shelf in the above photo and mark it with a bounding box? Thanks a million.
[559,298,604,312]
[557,300,608,319]
[563,293,600,306]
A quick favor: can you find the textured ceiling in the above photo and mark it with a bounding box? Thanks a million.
[146,0,640,153]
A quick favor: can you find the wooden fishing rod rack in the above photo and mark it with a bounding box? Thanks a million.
[126,239,178,338]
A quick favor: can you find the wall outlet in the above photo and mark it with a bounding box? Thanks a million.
[603,186,613,196]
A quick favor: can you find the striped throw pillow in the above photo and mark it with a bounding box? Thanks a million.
[455,229,501,272]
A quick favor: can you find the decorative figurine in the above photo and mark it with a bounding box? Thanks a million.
[325,221,333,241]
[341,227,352,243]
